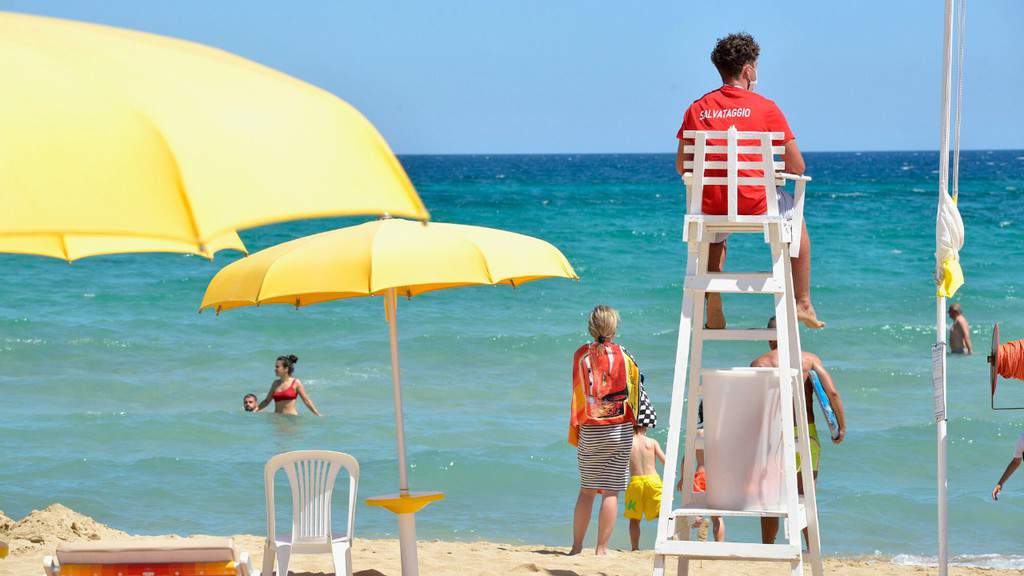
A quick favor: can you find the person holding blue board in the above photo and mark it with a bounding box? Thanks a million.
[751,317,846,547]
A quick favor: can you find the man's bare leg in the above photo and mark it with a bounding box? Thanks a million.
[792,221,824,329]
[760,517,779,544]
[629,519,641,551]
[705,240,727,329]
[712,516,725,542]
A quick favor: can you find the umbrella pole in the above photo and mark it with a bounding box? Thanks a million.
[385,288,420,576]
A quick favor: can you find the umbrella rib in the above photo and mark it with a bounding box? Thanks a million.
[141,114,205,249]
[470,235,498,285]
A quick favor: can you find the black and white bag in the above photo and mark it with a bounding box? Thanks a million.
[635,375,657,428]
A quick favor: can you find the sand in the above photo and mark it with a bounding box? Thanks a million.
[0,505,1014,576]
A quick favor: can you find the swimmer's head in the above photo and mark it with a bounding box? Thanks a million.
[948,303,962,318]
[767,316,777,350]
[275,355,299,377]
[589,305,619,344]
[243,393,258,412]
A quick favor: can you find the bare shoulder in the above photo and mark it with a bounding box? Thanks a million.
[751,351,775,367]
[803,351,822,365]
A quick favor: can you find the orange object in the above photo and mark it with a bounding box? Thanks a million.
[693,468,707,493]
[995,339,1024,381]
[60,562,236,576]
[568,342,641,445]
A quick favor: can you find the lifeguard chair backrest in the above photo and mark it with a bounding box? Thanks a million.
[682,127,786,220]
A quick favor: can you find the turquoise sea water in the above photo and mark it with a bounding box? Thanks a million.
[2,151,1023,562]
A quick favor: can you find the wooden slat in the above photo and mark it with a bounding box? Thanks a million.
[684,145,785,154]
[685,272,782,294]
[683,161,786,170]
[682,130,784,140]
[689,177,775,186]
[654,540,801,561]
[700,329,777,341]
[671,506,791,519]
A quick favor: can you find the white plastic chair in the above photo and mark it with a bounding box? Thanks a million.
[262,450,359,576]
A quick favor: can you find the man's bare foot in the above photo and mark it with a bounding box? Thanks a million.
[705,293,726,329]
[568,545,582,556]
[796,301,825,329]
[595,546,609,556]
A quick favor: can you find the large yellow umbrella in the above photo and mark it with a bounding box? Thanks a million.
[200,218,576,576]
[0,12,428,260]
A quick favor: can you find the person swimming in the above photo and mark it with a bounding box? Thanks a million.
[242,393,258,412]
[254,355,322,416]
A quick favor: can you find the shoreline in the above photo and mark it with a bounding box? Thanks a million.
[2,505,1022,575]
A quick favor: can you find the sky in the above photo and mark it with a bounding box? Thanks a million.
[3,1,1021,154]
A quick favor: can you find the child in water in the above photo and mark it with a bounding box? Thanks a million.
[625,425,665,550]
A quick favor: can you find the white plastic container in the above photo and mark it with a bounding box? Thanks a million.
[701,368,784,511]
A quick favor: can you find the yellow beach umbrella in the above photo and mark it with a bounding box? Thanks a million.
[0,12,428,261]
[200,219,576,576]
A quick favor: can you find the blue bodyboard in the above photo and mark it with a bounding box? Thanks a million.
[810,369,840,441]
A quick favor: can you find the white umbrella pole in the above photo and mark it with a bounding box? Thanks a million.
[385,288,419,576]
[936,0,955,574]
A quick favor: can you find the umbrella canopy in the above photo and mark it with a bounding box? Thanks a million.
[0,12,428,261]
[200,218,576,576]
[0,229,246,261]
[200,218,577,312]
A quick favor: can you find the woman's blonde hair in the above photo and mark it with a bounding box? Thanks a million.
[588,305,619,342]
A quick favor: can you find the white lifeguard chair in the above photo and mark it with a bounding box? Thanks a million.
[653,127,823,576]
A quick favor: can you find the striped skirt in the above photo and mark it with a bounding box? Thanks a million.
[577,422,633,492]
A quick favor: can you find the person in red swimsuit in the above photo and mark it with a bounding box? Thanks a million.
[256,355,322,416]
[675,32,824,330]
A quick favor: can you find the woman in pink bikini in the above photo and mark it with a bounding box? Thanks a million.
[255,355,322,416]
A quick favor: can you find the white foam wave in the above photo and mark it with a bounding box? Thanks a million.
[892,553,1024,570]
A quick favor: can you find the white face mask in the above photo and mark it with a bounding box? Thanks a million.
[748,68,758,91]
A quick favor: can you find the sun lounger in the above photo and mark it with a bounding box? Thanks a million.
[42,537,257,576]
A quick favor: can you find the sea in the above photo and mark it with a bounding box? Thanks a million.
[2,150,1023,566]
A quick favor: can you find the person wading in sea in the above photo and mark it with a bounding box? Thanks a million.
[751,318,845,546]
[255,355,322,416]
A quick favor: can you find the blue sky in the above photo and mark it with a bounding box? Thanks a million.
[3,1,1021,153]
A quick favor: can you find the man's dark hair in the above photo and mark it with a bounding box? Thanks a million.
[711,33,760,80]
[244,393,257,401]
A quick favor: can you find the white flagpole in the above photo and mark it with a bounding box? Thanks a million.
[936,0,955,574]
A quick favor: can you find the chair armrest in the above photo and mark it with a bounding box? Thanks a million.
[778,172,812,182]
[238,551,257,576]
[43,555,58,576]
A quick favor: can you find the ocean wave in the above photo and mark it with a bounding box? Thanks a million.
[892,553,1024,570]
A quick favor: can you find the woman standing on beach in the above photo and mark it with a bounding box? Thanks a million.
[568,305,642,555]
[256,355,322,416]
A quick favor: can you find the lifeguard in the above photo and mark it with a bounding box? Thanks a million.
[675,32,824,329]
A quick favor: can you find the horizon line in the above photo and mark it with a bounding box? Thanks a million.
[396,148,1024,157]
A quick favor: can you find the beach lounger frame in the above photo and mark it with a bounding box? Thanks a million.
[42,538,257,576]
[654,127,823,576]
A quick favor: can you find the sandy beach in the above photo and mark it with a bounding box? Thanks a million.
[0,504,1016,576]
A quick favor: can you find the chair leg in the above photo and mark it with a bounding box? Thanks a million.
[275,544,291,576]
[261,541,275,576]
[652,553,665,576]
[332,541,352,576]
[673,514,690,576]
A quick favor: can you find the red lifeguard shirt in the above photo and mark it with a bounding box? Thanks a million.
[677,85,795,215]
